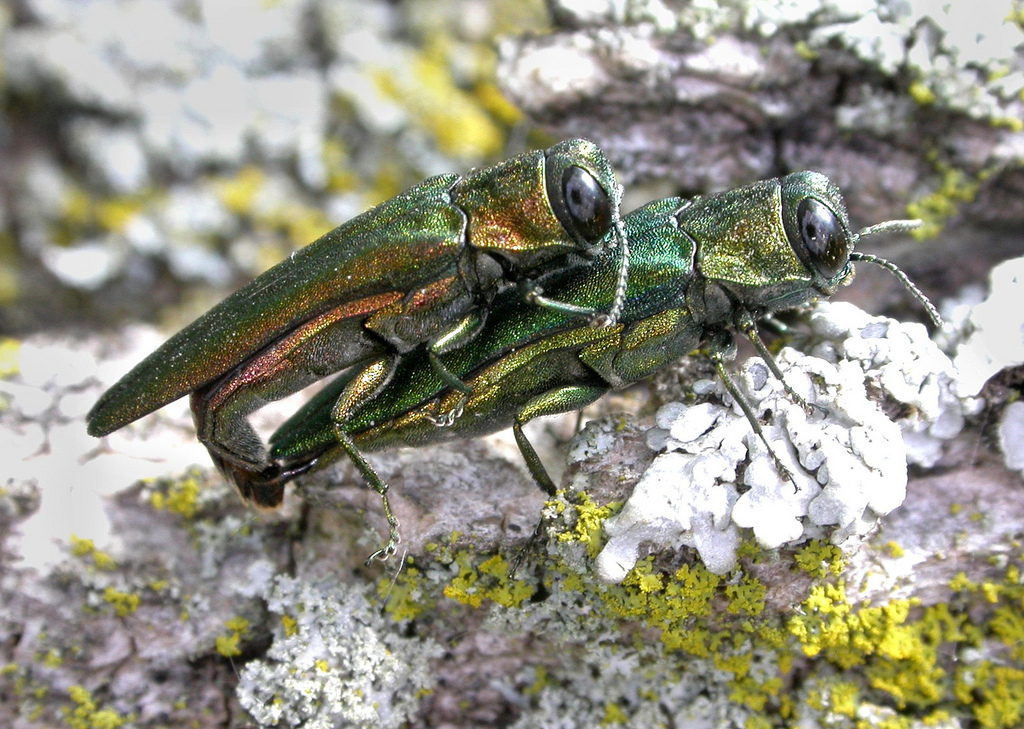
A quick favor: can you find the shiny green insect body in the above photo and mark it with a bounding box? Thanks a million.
[87,139,625,507]
[266,172,939,560]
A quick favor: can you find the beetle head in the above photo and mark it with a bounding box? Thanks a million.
[544,138,620,248]
[780,171,855,297]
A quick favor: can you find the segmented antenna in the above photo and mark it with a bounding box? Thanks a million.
[852,219,944,328]
[604,182,630,326]
[855,219,922,239]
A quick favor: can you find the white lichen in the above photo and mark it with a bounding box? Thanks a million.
[596,301,968,581]
[237,576,441,729]
[953,255,1024,397]
[807,301,971,468]
[998,400,1024,476]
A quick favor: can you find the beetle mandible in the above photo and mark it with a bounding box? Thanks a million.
[87,139,628,508]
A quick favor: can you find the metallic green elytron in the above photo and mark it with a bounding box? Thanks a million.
[87,139,625,507]
[265,172,941,560]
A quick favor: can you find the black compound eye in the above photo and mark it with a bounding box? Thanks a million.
[796,197,850,279]
[560,165,612,243]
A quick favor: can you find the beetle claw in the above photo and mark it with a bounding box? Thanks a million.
[425,396,467,427]
[365,541,398,564]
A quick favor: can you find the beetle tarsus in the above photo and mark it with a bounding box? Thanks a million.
[365,540,398,565]
[426,396,467,427]
[364,494,401,565]
[736,308,828,419]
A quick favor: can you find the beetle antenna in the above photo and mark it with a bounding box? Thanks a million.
[851,218,943,329]
[605,183,630,326]
[855,219,922,239]
[849,251,943,328]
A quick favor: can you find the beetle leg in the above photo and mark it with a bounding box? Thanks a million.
[189,294,401,506]
[516,198,629,329]
[706,338,800,492]
[604,202,630,325]
[512,384,610,495]
[735,308,828,418]
[506,384,609,575]
[191,386,272,489]
[519,280,609,326]
[329,356,402,563]
[423,311,485,426]
[757,314,790,336]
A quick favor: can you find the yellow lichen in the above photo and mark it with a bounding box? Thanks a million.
[280,614,298,637]
[725,576,766,617]
[215,165,265,215]
[322,138,360,194]
[601,701,628,725]
[794,540,845,578]
[102,587,140,617]
[473,81,522,127]
[369,42,504,161]
[909,80,937,105]
[442,551,535,609]
[827,680,859,716]
[64,685,128,729]
[149,475,200,519]
[0,337,20,378]
[885,541,905,558]
[69,535,118,571]
[906,163,981,239]
[950,571,978,592]
[215,616,250,658]
[379,565,435,622]
[367,498,1021,726]
[555,492,620,558]
[955,661,1024,728]
[95,197,143,233]
[524,665,549,696]
[992,115,1024,132]
[794,40,818,61]
[991,603,1024,661]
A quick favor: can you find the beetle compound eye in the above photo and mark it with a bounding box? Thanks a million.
[796,198,850,279]
[560,166,612,244]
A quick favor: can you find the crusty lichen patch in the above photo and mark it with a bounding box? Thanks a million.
[353,487,1024,727]
[442,551,536,609]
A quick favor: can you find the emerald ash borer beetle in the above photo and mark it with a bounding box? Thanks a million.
[224,171,943,561]
[87,138,627,511]
[89,161,940,563]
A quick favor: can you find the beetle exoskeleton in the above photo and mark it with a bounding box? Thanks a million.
[88,139,624,508]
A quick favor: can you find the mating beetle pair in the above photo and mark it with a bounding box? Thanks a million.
[87,141,939,561]
[88,139,626,510]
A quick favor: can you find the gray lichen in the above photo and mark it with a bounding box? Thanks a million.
[804,301,972,468]
[237,576,441,729]
[500,0,1024,230]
